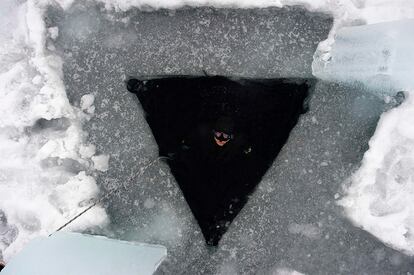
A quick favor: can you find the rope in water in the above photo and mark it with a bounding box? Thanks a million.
[50,156,169,236]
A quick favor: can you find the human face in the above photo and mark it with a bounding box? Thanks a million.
[213,131,233,147]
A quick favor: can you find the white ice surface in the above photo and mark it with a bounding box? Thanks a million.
[1,232,167,275]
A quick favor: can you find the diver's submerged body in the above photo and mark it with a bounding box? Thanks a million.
[169,117,257,245]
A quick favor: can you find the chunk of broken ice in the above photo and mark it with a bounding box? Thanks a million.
[1,232,166,275]
[314,19,414,93]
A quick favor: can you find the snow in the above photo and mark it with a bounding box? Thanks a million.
[48,26,59,40]
[359,0,414,24]
[1,232,167,275]
[80,94,95,114]
[0,0,109,262]
[339,92,414,255]
[92,155,110,172]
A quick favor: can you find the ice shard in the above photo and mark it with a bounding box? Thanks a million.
[1,232,166,275]
[314,19,414,94]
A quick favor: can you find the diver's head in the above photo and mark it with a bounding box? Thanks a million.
[213,117,234,147]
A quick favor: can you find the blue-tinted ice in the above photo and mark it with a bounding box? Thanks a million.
[314,19,414,93]
[1,232,166,275]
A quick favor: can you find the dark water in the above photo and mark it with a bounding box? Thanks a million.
[128,76,309,245]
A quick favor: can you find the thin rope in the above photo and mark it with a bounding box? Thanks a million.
[50,156,170,236]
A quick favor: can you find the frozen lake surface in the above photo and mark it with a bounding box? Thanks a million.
[44,3,414,274]
[1,0,414,273]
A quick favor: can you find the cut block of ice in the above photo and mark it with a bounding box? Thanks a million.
[1,232,166,275]
[314,19,414,93]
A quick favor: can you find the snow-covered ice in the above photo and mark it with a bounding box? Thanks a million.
[340,93,414,255]
[313,15,414,256]
[0,0,109,262]
[1,0,414,273]
[200,81,414,274]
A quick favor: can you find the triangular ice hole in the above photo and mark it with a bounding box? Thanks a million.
[127,76,309,246]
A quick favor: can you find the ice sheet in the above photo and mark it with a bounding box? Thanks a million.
[1,232,166,275]
[190,82,414,274]
[46,3,332,273]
